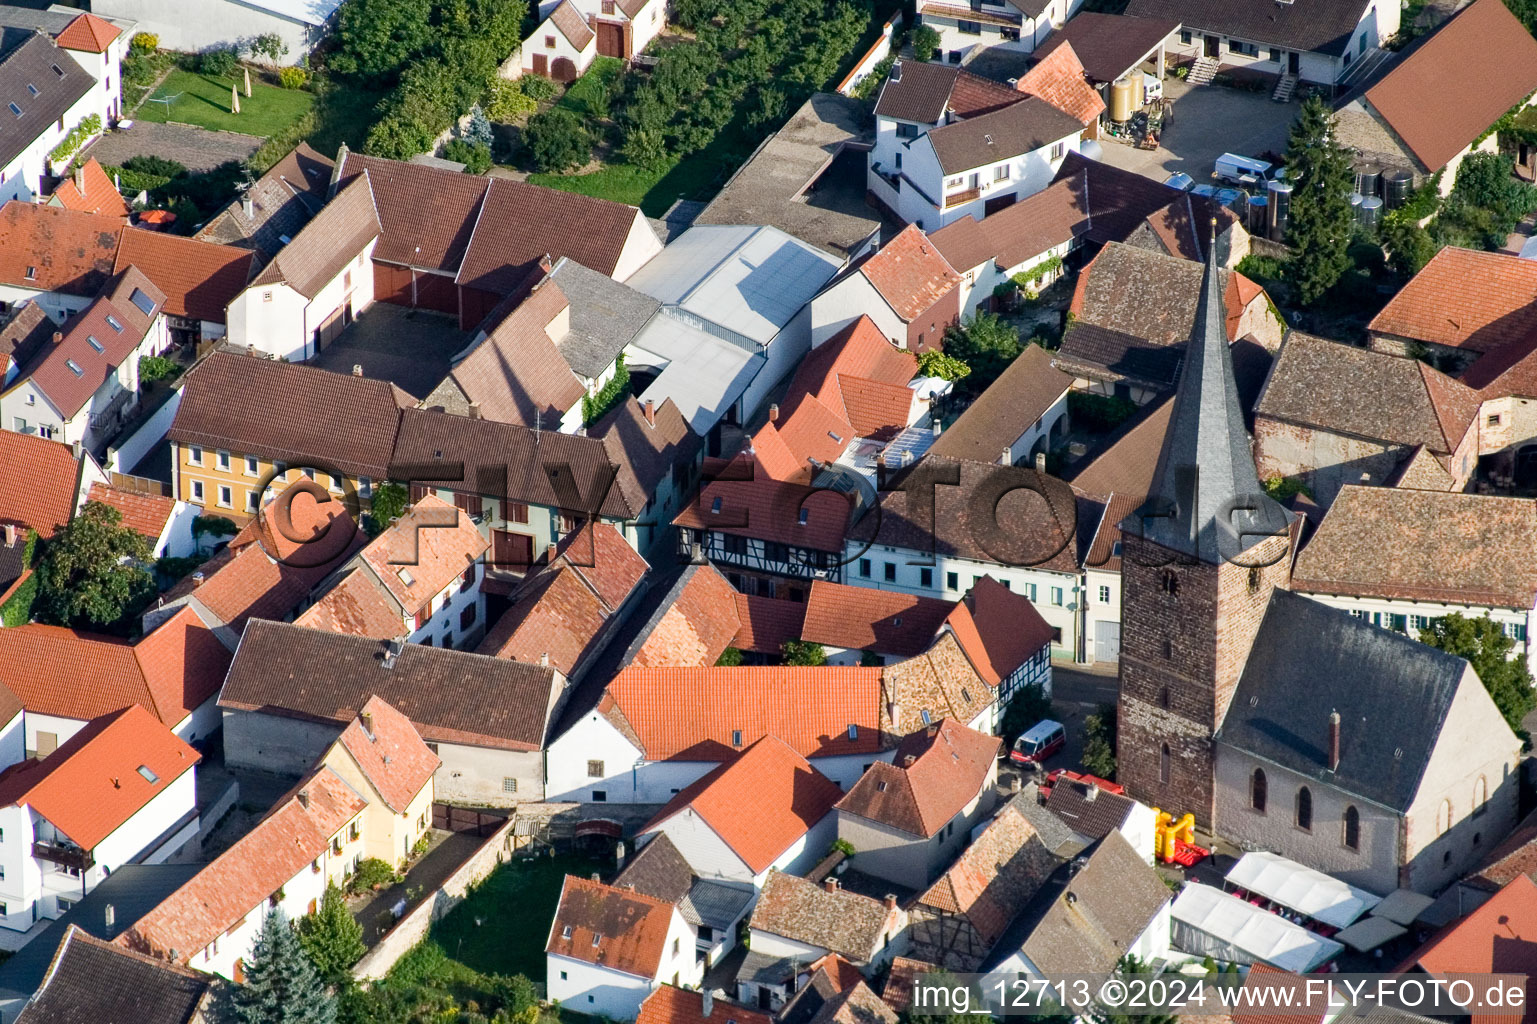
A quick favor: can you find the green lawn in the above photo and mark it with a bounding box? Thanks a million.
[528,131,739,217]
[555,57,624,119]
[135,69,314,138]
[430,852,607,981]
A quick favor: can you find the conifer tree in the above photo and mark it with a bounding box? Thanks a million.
[234,909,337,1024]
[1283,95,1355,305]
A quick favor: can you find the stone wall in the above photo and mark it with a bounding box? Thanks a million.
[1252,417,1407,508]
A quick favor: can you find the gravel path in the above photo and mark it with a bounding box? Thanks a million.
[83,121,263,173]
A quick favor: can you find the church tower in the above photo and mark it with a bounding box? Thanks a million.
[1115,227,1294,829]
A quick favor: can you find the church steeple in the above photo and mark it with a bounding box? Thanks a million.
[1128,222,1287,565]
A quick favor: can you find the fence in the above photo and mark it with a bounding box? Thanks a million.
[836,13,901,97]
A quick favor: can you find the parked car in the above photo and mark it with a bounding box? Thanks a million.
[1009,720,1066,767]
[1165,172,1194,191]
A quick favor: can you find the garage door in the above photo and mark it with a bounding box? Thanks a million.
[1094,621,1120,663]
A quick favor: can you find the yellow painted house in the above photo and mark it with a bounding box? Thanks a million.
[318,695,439,870]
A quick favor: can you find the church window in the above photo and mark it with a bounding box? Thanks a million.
[1158,687,1169,709]
[1161,569,1179,596]
[1251,769,1267,813]
[1474,776,1487,816]
[1248,567,1261,592]
[1159,744,1170,784]
[1343,806,1360,850]
[1296,787,1312,831]
[1162,639,1172,660]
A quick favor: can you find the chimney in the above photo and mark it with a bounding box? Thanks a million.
[546,542,557,563]
[71,441,81,460]
[590,872,600,882]
[702,990,714,1018]
[248,344,257,357]
[468,401,482,420]
[823,878,838,892]
[1034,451,1047,472]
[298,789,309,808]
[382,637,405,669]
[104,904,115,933]
[3,524,15,548]
[74,164,84,196]
[1328,710,1340,772]
[191,571,205,588]
[902,754,917,767]
[644,399,656,427]
[1000,448,1011,467]
[242,195,254,219]
[540,652,550,668]
[360,709,374,740]
[51,331,62,346]
[768,403,779,423]
[352,364,363,376]
[883,894,897,911]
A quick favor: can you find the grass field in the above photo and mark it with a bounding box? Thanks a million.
[528,132,737,216]
[136,69,314,137]
[555,57,624,119]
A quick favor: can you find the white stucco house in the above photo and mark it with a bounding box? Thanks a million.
[530,0,667,64]
[546,875,702,1020]
[89,0,335,61]
[914,0,1081,62]
[0,705,199,937]
[521,0,599,82]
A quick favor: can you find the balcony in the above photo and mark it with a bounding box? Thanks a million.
[33,840,93,871]
[944,187,982,209]
[916,1,1021,27]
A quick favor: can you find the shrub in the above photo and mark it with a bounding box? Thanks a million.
[1382,218,1437,277]
[525,108,590,172]
[277,66,309,89]
[917,349,970,382]
[248,32,288,64]
[911,25,941,61]
[130,32,159,53]
[442,138,492,173]
[520,74,558,101]
[48,113,103,167]
[123,154,188,180]
[831,838,856,857]
[715,646,744,666]
[1081,703,1118,780]
[348,858,397,893]
[363,481,408,537]
[1234,253,1288,283]
[781,640,827,666]
[138,354,181,386]
[198,46,240,78]
[853,52,896,100]
[581,353,629,424]
[192,515,238,542]
[0,530,37,627]
[486,78,536,121]
[1067,390,1137,433]
[1262,475,1311,502]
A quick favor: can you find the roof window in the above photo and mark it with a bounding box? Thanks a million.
[876,781,887,792]
[24,267,35,280]
[398,568,414,586]
[65,359,83,377]
[731,730,743,747]
[87,335,104,353]
[920,709,932,725]
[798,508,809,526]
[50,63,64,77]
[129,289,156,316]
[848,724,857,740]
[591,933,602,947]
[137,765,159,784]
[25,85,37,97]
[104,315,123,333]
[7,103,20,118]
[710,497,722,514]
[562,925,572,939]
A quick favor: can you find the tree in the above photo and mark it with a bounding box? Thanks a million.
[908,972,995,1024]
[911,25,941,62]
[297,884,365,985]
[1081,702,1118,779]
[234,909,336,1024]
[443,138,492,174]
[1419,613,1536,735]
[1087,956,1179,1024]
[942,312,1022,394]
[34,500,153,630]
[364,482,408,538]
[465,104,494,148]
[781,640,827,666]
[715,646,744,666]
[917,349,970,382]
[1283,95,1354,305]
[1381,217,1437,277]
[524,109,590,172]
[329,0,433,78]
[248,33,288,63]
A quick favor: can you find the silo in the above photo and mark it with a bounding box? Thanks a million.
[1248,194,1268,234]
[1358,195,1384,231]
[1355,165,1381,198]
[1267,178,1293,242]
[1110,78,1135,122]
[1384,169,1415,210]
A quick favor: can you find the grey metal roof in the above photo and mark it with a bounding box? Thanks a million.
[550,257,660,380]
[739,948,799,985]
[0,33,93,171]
[1011,790,1089,858]
[1216,589,1472,812]
[682,879,754,930]
[1121,231,1289,563]
[630,312,764,434]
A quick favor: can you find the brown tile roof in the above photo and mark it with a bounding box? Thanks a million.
[638,986,774,1024]
[601,665,883,760]
[675,460,854,551]
[806,982,899,1024]
[615,831,695,903]
[0,430,80,538]
[220,619,563,750]
[549,0,596,49]
[852,456,1079,573]
[1369,246,1537,355]
[336,695,440,813]
[547,875,676,977]
[195,142,334,261]
[595,396,704,516]
[169,350,402,478]
[0,202,121,298]
[929,173,1089,275]
[1042,777,1136,841]
[24,291,159,419]
[19,927,209,1024]
[1082,491,1140,572]
[54,12,120,51]
[800,580,954,658]
[732,592,807,654]
[749,870,897,960]
[915,798,1059,946]
[553,521,648,608]
[113,228,254,323]
[392,407,638,519]
[292,567,402,639]
[644,735,844,874]
[925,97,1085,175]
[942,575,1054,687]
[249,172,379,300]
[880,631,995,734]
[51,159,130,219]
[1014,41,1105,126]
[0,302,54,376]
[1364,0,1537,173]
[928,345,1071,463]
[837,719,997,837]
[1389,444,1458,490]
[1031,12,1182,83]
[1468,807,1537,891]
[1291,485,1537,607]
[625,562,744,668]
[1123,0,1372,56]
[457,176,644,293]
[119,766,366,964]
[441,276,584,424]
[881,957,938,1014]
[335,152,489,272]
[873,62,1020,124]
[784,315,918,441]
[86,484,174,544]
[858,225,961,322]
[0,705,198,850]
[1256,332,1479,454]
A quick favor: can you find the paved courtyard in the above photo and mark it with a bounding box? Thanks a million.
[312,303,471,401]
[83,121,263,173]
[1093,78,1297,187]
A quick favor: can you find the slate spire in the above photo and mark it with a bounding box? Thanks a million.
[1127,222,1287,564]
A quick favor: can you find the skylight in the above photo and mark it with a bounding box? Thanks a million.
[50,63,64,77]
[65,359,83,377]
[104,315,123,333]
[25,85,37,97]
[397,568,414,586]
[710,497,722,514]
[129,289,156,316]
[7,103,20,118]
[137,765,159,784]
[87,336,104,353]
[797,508,809,526]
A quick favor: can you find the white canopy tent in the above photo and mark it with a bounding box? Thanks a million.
[1172,884,1344,973]
[1226,851,1382,929]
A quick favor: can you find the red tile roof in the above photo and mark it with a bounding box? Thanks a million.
[836,719,997,837]
[602,666,883,760]
[86,484,174,544]
[638,986,774,1024]
[55,12,121,52]
[642,735,843,874]
[785,316,918,442]
[857,225,962,323]
[1015,41,1106,126]
[133,605,236,725]
[336,696,439,813]
[800,581,955,658]
[546,875,676,978]
[113,229,254,323]
[0,431,80,538]
[358,495,487,616]
[626,563,745,668]
[732,593,807,654]
[51,159,130,219]
[0,202,121,298]
[25,292,160,418]
[0,704,197,849]
[942,576,1054,687]
[1369,246,1537,354]
[1364,0,1537,173]
[1402,873,1537,1024]
[120,766,365,964]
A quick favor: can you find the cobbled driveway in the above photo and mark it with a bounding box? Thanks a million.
[84,121,263,173]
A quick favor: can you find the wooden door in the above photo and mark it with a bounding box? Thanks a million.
[1204,35,1219,57]
[492,529,534,570]
[596,21,624,57]
[532,54,548,76]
